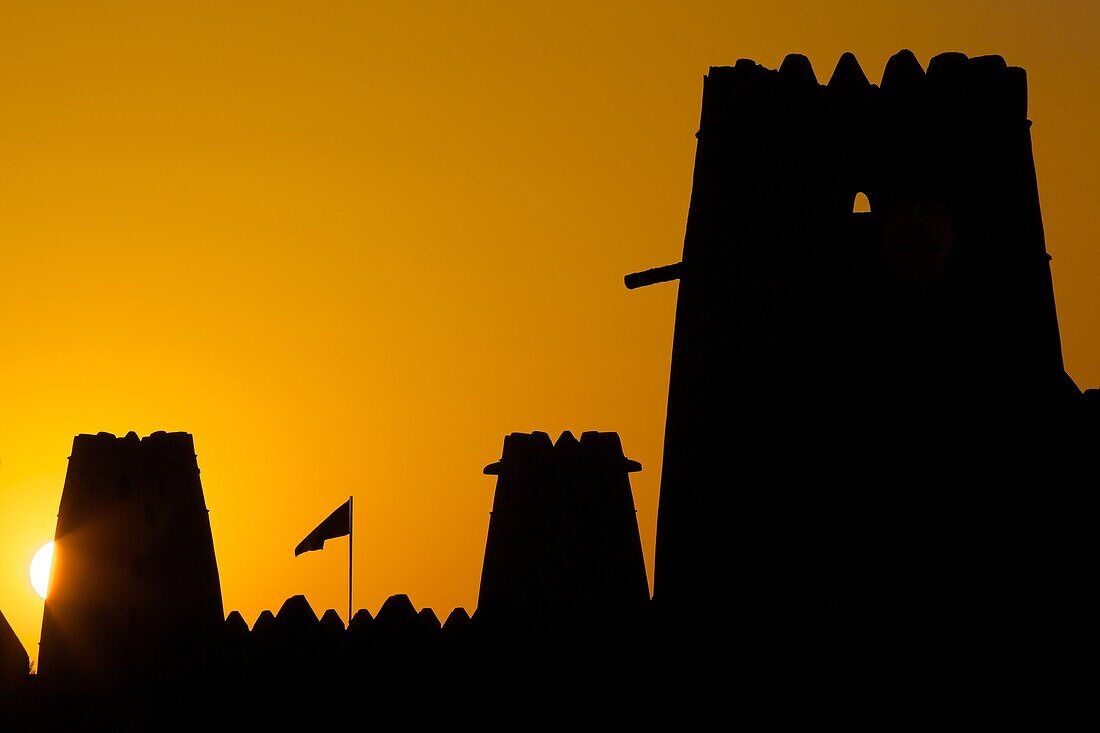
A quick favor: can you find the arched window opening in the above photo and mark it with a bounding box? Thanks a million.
[853,191,871,213]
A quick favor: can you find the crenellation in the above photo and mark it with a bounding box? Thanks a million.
[827,51,872,92]
[778,53,818,88]
[441,607,470,632]
[880,49,925,93]
[698,51,1030,144]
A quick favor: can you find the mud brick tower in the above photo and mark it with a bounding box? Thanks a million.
[39,431,223,689]
[630,51,1099,684]
[476,431,649,665]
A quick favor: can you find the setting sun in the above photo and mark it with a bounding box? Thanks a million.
[30,542,54,600]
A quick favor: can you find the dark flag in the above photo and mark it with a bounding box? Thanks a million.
[295,499,351,556]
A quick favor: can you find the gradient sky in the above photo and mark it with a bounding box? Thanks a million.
[2,1,1099,663]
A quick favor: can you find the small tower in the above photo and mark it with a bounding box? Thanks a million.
[38,431,223,689]
[476,430,649,662]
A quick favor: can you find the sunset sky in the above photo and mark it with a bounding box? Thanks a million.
[2,1,1099,663]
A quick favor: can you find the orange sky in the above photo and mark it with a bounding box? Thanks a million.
[2,1,1099,663]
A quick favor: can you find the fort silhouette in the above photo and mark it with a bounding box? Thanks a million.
[2,50,1098,722]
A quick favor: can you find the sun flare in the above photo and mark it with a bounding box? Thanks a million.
[30,541,54,600]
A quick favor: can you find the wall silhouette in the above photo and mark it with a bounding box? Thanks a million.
[38,431,223,691]
[211,431,651,706]
[633,50,1100,702]
[0,609,28,694]
[216,594,464,703]
[7,51,1099,724]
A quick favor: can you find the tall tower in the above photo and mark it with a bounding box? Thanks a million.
[632,51,1089,668]
[39,431,223,689]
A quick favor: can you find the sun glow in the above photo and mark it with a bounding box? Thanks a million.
[30,542,54,600]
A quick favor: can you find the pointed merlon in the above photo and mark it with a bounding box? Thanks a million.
[375,593,418,626]
[348,608,374,632]
[442,607,471,632]
[779,54,818,88]
[252,609,276,636]
[373,595,425,638]
[828,52,870,91]
[881,49,925,92]
[224,610,249,636]
[319,608,346,631]
[418,608,441,632]
[554,430,580,450]
[275,594,318,627]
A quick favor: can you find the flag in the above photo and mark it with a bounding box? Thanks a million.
[294,499,351,556]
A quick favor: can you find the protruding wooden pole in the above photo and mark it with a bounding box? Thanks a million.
[624,262,682,290]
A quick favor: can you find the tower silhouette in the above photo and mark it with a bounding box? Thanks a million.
[631,51,1099,693]
[476,431,649,668]
[38,431,223,690]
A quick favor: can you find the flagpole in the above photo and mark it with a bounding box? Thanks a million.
[348,495,353,625]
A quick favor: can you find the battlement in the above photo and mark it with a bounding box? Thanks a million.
[216,595,486,693]
[483,430,641,510]
[684,50,1046,240]
[485,430,641,469]
[68,432,200,485]
[701,51,1027,129]
[71,429,197,453]
[483,430,642,517]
